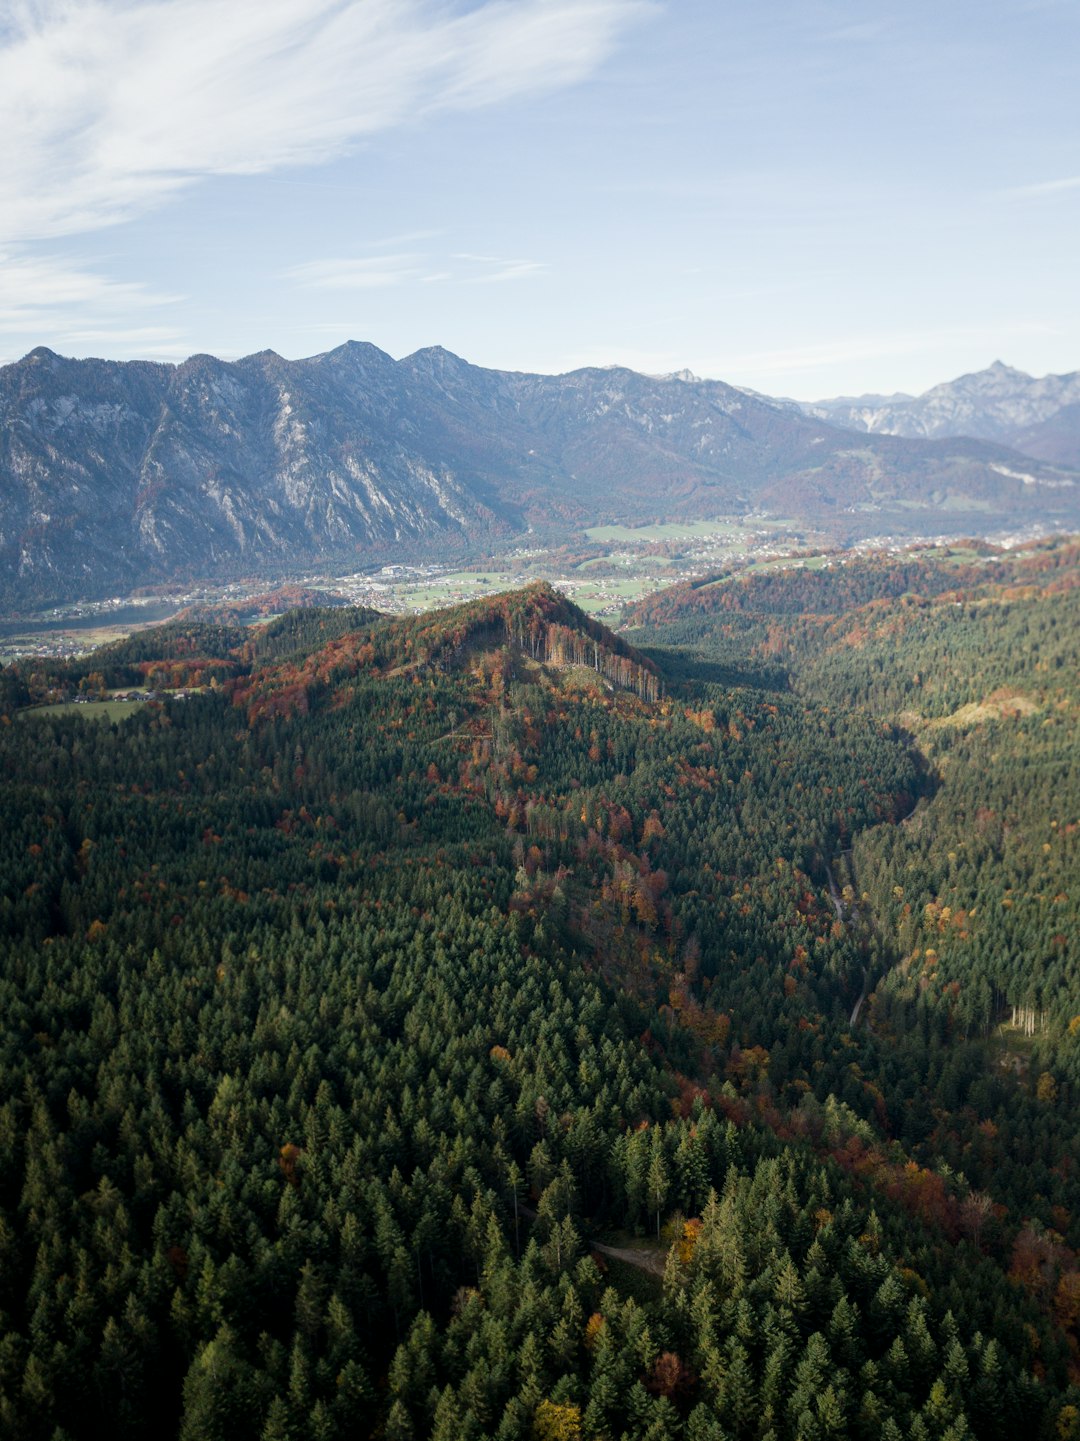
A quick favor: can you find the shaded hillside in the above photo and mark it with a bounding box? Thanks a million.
[628,538,1080,1273]
[1010,401,1080,469]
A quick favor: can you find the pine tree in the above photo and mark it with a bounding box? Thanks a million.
[648,1139,670,1241]
[385,1398,414,1441]
[686,1404,728,1441]
[179,1326,259,1441]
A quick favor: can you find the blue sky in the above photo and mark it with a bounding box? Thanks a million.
[1,0,1077,398]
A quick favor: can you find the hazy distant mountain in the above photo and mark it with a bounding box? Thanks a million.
[807,360,1080,465]
[2,343,1078,606]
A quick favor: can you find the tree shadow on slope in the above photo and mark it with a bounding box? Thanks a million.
[638,644,790,696]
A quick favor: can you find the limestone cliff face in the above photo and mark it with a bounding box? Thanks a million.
[2,343,1077,606]
[0,343,519,605]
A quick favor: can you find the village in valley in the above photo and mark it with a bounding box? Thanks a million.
[2,512,1037,663]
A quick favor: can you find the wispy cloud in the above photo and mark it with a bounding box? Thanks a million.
[0,0,651,248]
[453,254,549,283]
[286,250,548,290]
[285,255,428,291]
[1,0,642,351]
[1007,175,1080,197]
[48,327,195,358]
[0,250,178,335]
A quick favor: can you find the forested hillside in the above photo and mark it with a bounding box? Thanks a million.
[0,550,1077,1440]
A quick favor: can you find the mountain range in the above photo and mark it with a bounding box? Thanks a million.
[805,359,1080,466]
[2,343,1078,607]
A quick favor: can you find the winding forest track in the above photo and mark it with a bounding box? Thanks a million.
[518,1203,667,1277]
[589,1240,667,1277]
[826,852,869,1026]
[826,867,843,921]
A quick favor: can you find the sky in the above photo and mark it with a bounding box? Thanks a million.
[1,0,1078,399]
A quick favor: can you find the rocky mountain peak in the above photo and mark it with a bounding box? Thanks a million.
[21,346,62,366]
[805,359,1080,462]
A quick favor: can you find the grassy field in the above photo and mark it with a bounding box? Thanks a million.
[576,555,675,571]
[560,579,665,617]
[427,571,514,588]
[904,545,988,566]
[583,519,752,543]
[693,553,831,591]
[746,553,831,573]
[387,571,517,610]
[386,570,663,618]
[19,700,147,722]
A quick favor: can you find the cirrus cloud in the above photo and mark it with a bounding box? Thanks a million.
[0,0,652,247]
[285,250,549,291]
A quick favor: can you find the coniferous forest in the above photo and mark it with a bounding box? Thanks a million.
[0,540,1078,1441]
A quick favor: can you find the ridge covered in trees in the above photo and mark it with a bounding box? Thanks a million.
[0,543,1077,1439]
